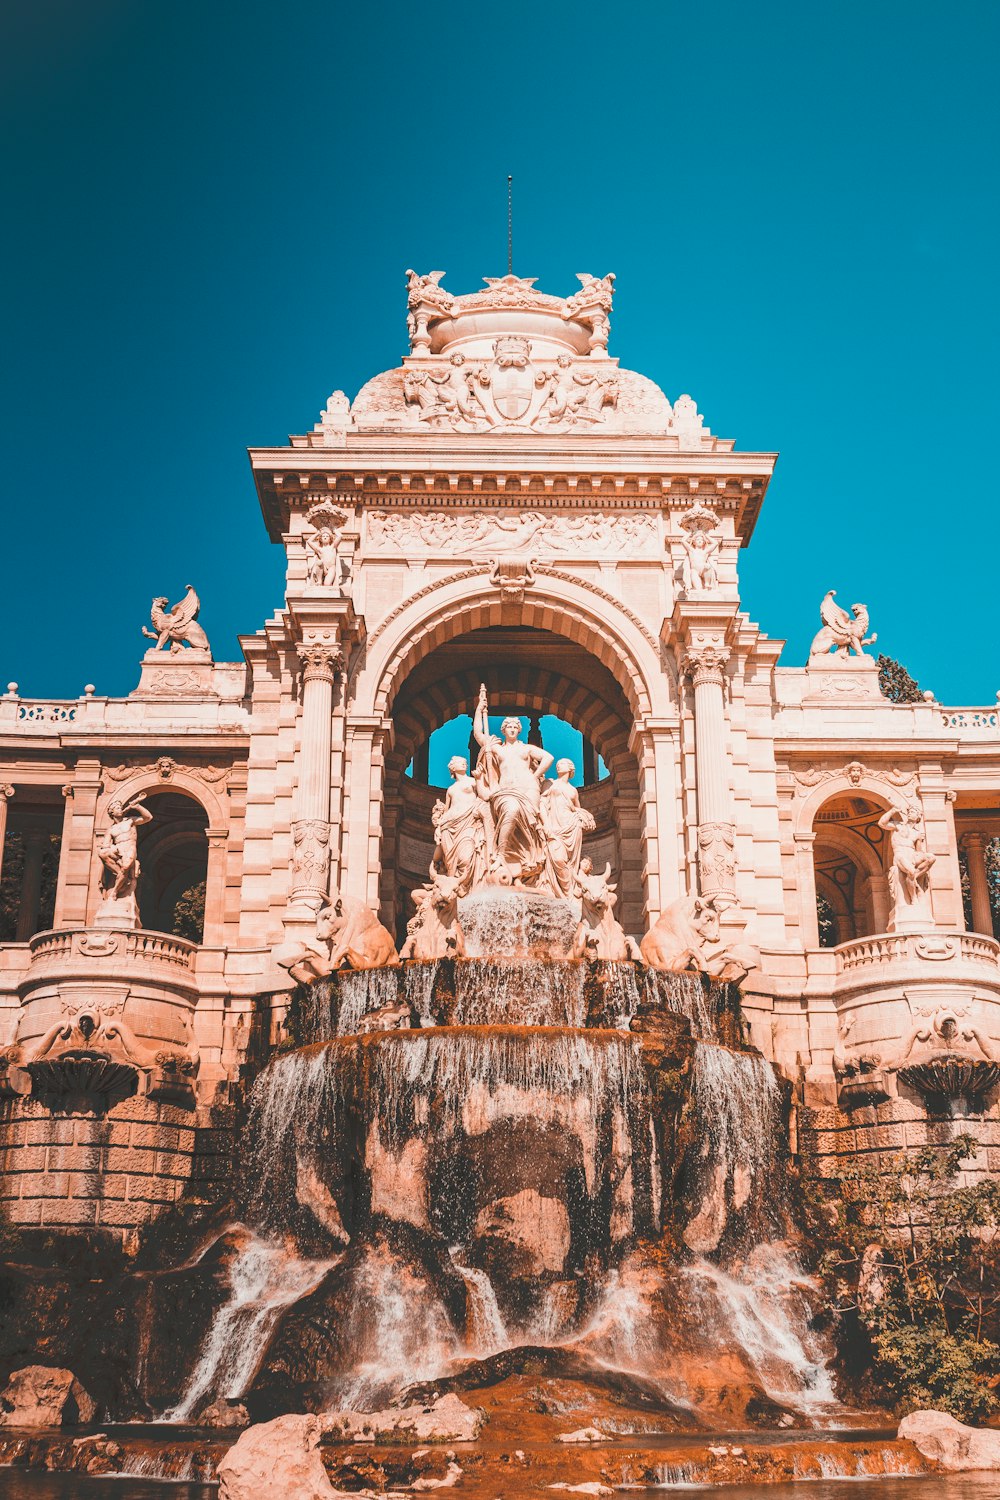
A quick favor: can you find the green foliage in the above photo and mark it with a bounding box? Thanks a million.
[171,879,205,942]
[877,654,925,704]
[0,831,60,941]
[805,1135,1000,1421]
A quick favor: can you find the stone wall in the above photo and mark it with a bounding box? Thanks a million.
[0,1095,234,1234]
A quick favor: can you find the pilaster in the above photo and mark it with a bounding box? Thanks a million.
[668,600,740,903]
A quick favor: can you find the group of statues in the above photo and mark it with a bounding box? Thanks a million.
[277,684,760,984]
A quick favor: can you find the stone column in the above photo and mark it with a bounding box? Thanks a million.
[0,784,13,878]
[16,827,48,941]
[290,642,343,910]
[962,832,994,937]
[684,644,736,903]
[203,830,230,944]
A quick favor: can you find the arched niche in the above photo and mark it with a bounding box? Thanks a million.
[811,792,893,945]
[135,789,210,940]
[345,575,672,938]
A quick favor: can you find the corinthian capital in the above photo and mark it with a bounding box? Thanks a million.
[682,640,729,686]
[297,641,344,683]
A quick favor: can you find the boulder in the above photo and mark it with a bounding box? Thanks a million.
[323,1393,485,1444]
[898,1409,1000,1471]
[218,1413,337,1500]
[557,1427,606,1443]
[0,1366,96,1427]
[199,1398,250,1428]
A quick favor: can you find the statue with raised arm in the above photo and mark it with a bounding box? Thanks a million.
[807,590,876,661]
[678,504,722,594]
[879,803,936,927]
[472,684,553,887]
[142,586,211,655]
[98,794,152,906]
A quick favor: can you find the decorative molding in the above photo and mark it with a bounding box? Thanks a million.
[682,642,730,686]
[296,642,345,684]
[290,818,331,889]
[698,821,737,897]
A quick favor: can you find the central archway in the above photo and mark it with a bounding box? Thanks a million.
[343,572,678,933]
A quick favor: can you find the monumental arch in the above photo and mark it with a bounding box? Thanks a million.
[0,267,999,1236]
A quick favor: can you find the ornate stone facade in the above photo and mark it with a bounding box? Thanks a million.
[1,265,999,1232]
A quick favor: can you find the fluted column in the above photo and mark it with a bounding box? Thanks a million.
[684,644,736,902]
[0,784,12,880]
[962,831,994,937]
[290,641,343,908]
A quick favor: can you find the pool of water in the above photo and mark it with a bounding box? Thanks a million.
[0,1481,216,1499]
[654,1482,1000,1497]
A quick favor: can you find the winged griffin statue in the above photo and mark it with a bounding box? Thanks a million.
[141,585,211,654]
[808,590,876,662]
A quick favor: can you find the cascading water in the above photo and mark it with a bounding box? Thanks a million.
[682,1041,784,1253]
[168,920,837,1423]
[459,888,580,959]
[684,1244,836,1413]
[163,1234,337,1421]
[452,958,586,1027]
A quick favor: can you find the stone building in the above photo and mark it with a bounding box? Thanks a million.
[1,267,998,1233]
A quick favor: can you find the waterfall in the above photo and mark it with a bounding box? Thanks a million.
[336,966,405,1035]
[243,1046,346,1234]
[406,959,439,1025]
[683,1244,836,1413]
[450,1253,511,1355]
[248,1030,647,1158]
[642,968,715,1039]
[683,1041,784,1252]
[324,1241,461,1410]
[452,959,586,1027]
[163,1234,337,1421]
[459,888,580,958]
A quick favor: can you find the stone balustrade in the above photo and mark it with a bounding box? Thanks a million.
[939,706,1000,731]
[837,930,1000,975]
[28,927,197,973]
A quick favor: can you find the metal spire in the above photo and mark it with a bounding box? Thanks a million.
[507,174,513,276]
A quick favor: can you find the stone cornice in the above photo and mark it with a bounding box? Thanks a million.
[250,445,776,545]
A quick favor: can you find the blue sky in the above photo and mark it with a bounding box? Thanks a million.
[2,1,997,704]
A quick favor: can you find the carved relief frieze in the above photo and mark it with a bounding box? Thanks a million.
[792,760,917,795]
[104,758,232,786]
[366,509,658,557]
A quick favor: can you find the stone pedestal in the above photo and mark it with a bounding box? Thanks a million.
[133,649,216,698]
[803,654,881,701]
[93,898,139,930]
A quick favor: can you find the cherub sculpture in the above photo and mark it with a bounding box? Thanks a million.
[678,504,721,594]
[807,590,876,661]
[142,586,211,654]
[304,506,351,592]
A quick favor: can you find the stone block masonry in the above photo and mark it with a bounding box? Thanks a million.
[0,1095,234,1234]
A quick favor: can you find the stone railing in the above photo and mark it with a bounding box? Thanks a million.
[940,706,1000,731]
[837,930,1000,974]
[29,928,197,971]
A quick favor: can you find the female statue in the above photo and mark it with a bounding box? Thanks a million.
[541,759,595,897]
[472,684,552,885]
